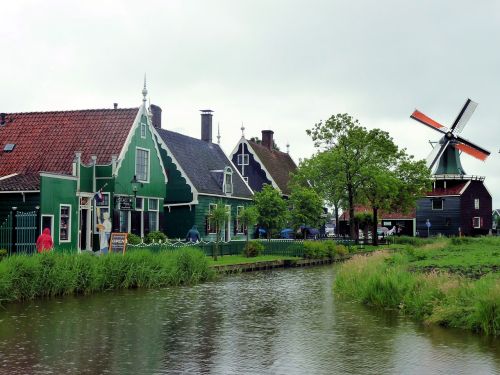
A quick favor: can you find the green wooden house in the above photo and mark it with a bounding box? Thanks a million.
[0,87,167,252]
[151,108,254,241]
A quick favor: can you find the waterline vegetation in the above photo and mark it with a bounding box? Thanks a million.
[334,237,500,336]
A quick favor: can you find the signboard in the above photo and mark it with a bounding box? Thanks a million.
[425,220,431,228]
[109,233,128,254]
[116,197,132,210]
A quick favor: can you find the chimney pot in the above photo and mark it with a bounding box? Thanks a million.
[201,109,214,143]
[0,113,5,125]
[113,103,118,109]
[150,104,162,129]
[261,130,274,150]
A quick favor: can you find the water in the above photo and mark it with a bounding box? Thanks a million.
[0,265,498,374]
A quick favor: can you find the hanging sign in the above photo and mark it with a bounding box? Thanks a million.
[109,233,128,254]
[116,197,133,210]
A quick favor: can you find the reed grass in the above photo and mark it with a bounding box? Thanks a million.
[334,250,500,336]
[0,248,214,304]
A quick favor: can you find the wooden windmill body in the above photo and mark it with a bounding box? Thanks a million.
[410,99,492,236]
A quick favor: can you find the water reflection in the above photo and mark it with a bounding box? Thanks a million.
[0,266,498,374]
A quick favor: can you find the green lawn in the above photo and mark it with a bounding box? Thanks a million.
[208,255,299,266]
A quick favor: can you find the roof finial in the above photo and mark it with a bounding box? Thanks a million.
[142,74,148,103]
[217,122,221,144]
[241,122,245,138]
[286,141,290,154]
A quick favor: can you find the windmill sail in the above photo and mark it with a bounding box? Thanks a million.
[451,99,478,134]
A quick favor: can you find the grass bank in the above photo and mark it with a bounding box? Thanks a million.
[0,248,214,304]
[334,237,500,336]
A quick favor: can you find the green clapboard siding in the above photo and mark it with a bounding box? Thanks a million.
[164,206,196,239]
[157,143,193,203]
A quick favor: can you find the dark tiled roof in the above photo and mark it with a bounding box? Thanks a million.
[0,108,139,179]
[248,140,297,195]
[156,129,253,199]
[0,173,40,191]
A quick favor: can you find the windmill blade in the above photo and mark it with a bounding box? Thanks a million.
[427,139,449,171]
[455,136,490,161]
[450,98,478,134]
[410,110,448,134]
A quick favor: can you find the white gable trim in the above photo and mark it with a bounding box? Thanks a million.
[0,173,19,181]
[227,148,254,196]
[459,180,472,195]
[151,127,199,205]
[230,138,281,192]
[40,172,78,181]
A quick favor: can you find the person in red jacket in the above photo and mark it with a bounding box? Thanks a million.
[36,228,53,253]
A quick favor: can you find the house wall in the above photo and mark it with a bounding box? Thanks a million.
[40,175,79,250]
[232,142,271,193]
[164,205,196,239]
[416,196,461,237]
[460,181,492,235]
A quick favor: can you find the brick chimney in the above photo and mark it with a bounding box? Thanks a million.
[201,110,213,142]
[150,104,162,129]
[262,130,274,150]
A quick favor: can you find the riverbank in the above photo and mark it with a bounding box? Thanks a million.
[334,237,500,336]
[0,249,214,304]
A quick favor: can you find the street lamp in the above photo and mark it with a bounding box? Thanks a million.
[130,175,139,198]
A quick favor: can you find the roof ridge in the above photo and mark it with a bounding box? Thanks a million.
[3,108,139,115]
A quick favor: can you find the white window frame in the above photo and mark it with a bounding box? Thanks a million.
[208,203,217,233]
[59,204,72,243]
[474,198,480,210]
[141,121,147,139]
[41,214,54,239]
[135,197,144,211]
[135,147,150,183]
[237,154,249,166]
[223,166,233,195]
[236,206,245,234]
[148,198,159,232]
[243,176,249,183]
[473,217,481,228]
[432,199,443,211]
[119,210,131,233]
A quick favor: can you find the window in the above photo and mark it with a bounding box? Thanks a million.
[95,193,110,233]
[223,167,233,195]
[474,198,480,210]
[136,197,143,211]
[432,199,443,210]
[473,217,481,228]
[119,211,129,232]
[237,154,249,166]
[59,205,71,242]
[3,143,15,152]
[148,199,159,232]
[135,148,150,182]
[236,206,245,234]
[141,122,147,138]
[207,204,217,233]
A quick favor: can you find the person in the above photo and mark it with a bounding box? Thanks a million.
[186,225,200,242]
[97,211,112,254]
[36,228,53,253]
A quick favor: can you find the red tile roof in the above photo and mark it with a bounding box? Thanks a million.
[339,205,416,220]
[426,182,468,196]
[248,140,297,195]
[0,108,138,188]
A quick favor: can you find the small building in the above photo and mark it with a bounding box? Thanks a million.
[416,176,492,237]
[230,129,297,197]
[0,87,167,252]
[493,209,500,232]
[153,109,254,241]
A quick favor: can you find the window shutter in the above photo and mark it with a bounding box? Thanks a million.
[205,216,209,235]
[112,209,120,232]
[143,211,150,236]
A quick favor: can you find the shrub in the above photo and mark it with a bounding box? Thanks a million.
[127,233,142,245]
[335,245,348,257]
[145,231,167,244]
[451,237,473,245]
[243,241,265,257]
[303,241,328,259]
[0,249,7,261]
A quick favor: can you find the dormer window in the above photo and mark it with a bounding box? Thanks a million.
[223,166,233,195]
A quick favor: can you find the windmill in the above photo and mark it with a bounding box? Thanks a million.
[410,99,491,175]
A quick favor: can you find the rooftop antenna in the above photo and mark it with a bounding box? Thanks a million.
[241,122,245,138]
[217,122,221,144]
[142,74,148,103]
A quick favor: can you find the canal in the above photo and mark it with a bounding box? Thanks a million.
[0,265,498,374]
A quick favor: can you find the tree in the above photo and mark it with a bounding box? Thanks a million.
[289,186,324,231]
[237,206,259,245]
[253,184,288,239]
[207,203,229,260]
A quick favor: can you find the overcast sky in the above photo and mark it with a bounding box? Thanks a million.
[2,0,499,207]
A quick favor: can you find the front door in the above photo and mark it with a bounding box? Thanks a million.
[80,209,88,250]
[79,196,92,251]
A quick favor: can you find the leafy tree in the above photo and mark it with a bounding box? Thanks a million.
[237,206,259,244]
[207,203,229,260]
[253,184,288,239]
[354,212,373,241]
[289,186,324,230]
